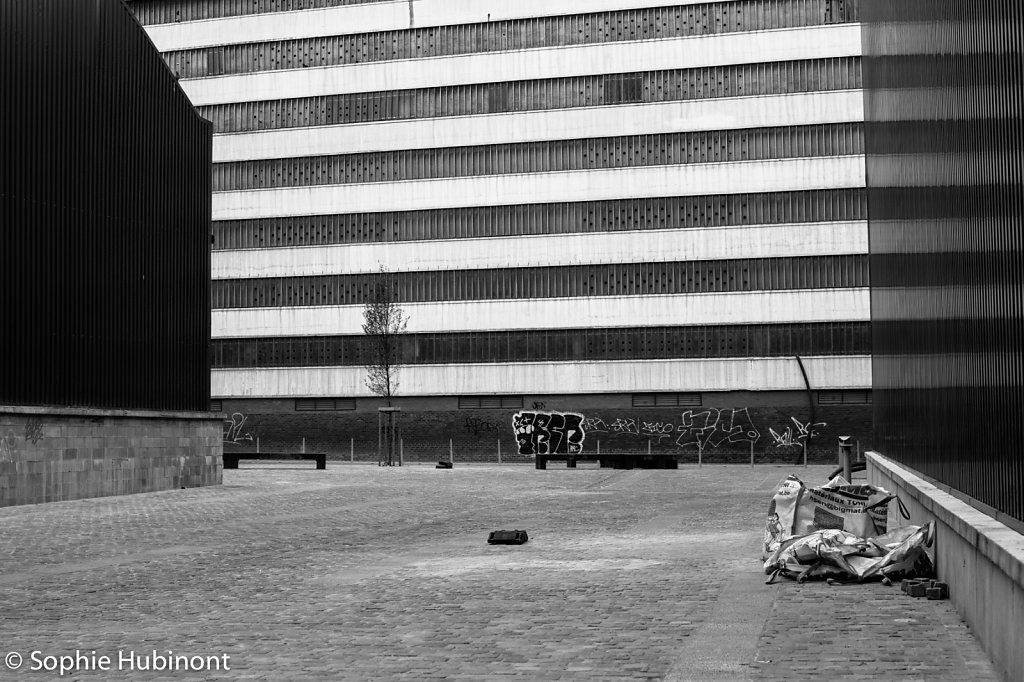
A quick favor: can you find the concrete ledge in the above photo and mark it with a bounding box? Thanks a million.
[867,451,1023,682]
[2,404,223,421]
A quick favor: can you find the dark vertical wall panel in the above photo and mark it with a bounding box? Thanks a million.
[1,0,211,411]
[862,0,1024,524]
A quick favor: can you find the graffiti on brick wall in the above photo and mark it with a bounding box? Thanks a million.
[24,418,43,445]
[512,411,585,455]
[223,413,254,446]
[463,416,500,437]
[0,429,18,461]
[768,417,827,448]
[675,408,761,454]
[578,410,828,455]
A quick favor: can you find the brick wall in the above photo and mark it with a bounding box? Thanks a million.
[218,401,872,465]
[0,407,222,507]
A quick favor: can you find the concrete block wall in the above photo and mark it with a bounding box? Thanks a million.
[0,406,223,507]
[868,452,1024,682]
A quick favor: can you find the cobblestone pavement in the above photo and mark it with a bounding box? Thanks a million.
[0,464,1002,681]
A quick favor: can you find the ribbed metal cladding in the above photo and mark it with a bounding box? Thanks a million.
[1,0,212,411]
[862,1,1024,524]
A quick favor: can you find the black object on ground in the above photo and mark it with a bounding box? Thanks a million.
[488,530,529,545]
[223,453,326,470]
[436,461,453,469]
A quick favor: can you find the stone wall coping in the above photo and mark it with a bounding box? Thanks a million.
[1,405,224,422]
[867,451,1024,587]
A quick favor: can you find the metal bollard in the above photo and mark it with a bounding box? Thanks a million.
[838,436,852,481]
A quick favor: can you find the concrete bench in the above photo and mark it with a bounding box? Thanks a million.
[535,453,678,470]
[223,453,327,470]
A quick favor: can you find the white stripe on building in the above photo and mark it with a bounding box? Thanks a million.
[211,355,873,397]
[213,90,865,162]
[211,288,871,337]
[148,0,789,51]
[212,156,867,220]
[212,221,869,279]
[181,25,863,106]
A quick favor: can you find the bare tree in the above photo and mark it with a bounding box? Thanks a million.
[361,265,408,406]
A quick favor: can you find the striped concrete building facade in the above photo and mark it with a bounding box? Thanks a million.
[130,0,871,462]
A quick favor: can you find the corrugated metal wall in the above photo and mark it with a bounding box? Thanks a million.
[213,189,867,249]
[211,124,864,190]
[862,1,1024,524]
[128,0,392,25]
[212,322,871,368]
[210,255,868,308]
[198,58,862,133]
[1,0,212,411]
[159,1,860,79]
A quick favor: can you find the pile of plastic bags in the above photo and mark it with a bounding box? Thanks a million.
[762,474,934,584]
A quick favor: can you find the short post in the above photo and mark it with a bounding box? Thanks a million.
[856,439,861,462]
[449,438,454,465]
[497,439,501,464]
[350,437,354,463]
[256,437,260,454]
[838,436,852,482]
[698,446,702,468]
[596,440,601,455]
[802,441,807,468]
[301,437,306,454]
[400,438,404,466]
[647,440,651,455]
[750,439,754,468]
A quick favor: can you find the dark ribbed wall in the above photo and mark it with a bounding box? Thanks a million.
[213,255,867,308]
[213,124,863,190]
[213,189,867,250]
[213,322,871,368]
[862,1,1024,523]
[1,0,212,411]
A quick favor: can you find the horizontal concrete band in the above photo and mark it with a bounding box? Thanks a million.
[212,155,867,219]
[211,221,869,279]
[212,288,871,337]
[0,405,221,421]
[148,0,777,51]
[866,452,1024,586]
[213,90,866,161]
[182,25,864,106]
[212,354,872,398]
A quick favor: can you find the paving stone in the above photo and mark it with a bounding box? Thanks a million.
[0,463,1003,680]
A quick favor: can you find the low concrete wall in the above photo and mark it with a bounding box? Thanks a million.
[867,452,1023,682]
[0,406,223,507]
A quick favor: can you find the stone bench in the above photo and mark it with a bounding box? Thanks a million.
[535,453,678,470]
[222,453,326,470]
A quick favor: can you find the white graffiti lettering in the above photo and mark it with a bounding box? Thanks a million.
[768,417,827,448]
[223,413,254,446]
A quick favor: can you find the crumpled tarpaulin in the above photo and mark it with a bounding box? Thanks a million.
[764,521,935,584]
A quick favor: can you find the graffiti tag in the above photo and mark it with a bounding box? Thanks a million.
[640,421,675,440]
[464,416,499,437]
[24,418,44,445]
[769,417,827,448]
[512,411,585,456]
[675,408,760,453]
[0,430,17,461]
[223,413,254,446]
